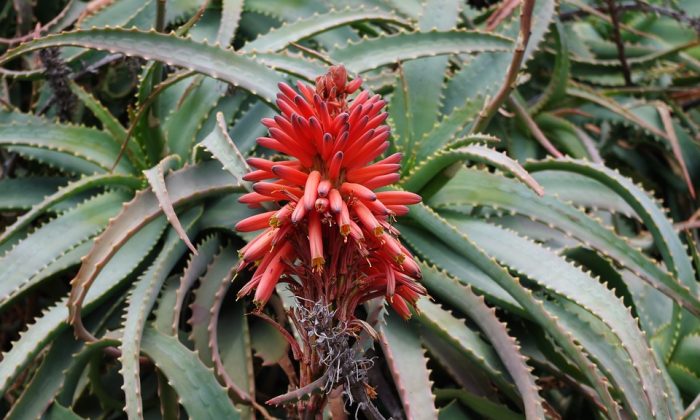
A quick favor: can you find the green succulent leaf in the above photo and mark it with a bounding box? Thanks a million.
[435,388,524,420]
[0,28,287,104]
[445,214,673,419]
[141,326,242,419]
[188,244,237,366]
[378,309,439,420]
[419,264,546,419]
[244,6,410,52]
[0,177,69,211]
[168,235,222,335]
[330,30,514,74]
[143,155,198,254]
[0,191,128,307]
[120,206,203,419]
[68,161,241,334]
[5,329,84,420]
[529,21,570,114]
[0,173,140,248]
[402,144,543,197]
[430,167,700,320]
[525,159,696,295]
[0,122,135,174]
[408,203,622,418]
[389,0,462,153]
[219,0,245,42]
[0,218,166,394]
[199,113,252,190]
[164,77,230,160]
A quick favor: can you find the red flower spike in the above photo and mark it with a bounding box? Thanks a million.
[235,65,424,320]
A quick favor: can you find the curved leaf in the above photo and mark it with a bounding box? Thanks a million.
[7,149,104,177]
[446,215,671,419]
[199,113,252,190]
[0,177,69,211]
[68,162,241,337]
[0,28,286,104]
[0,218,166,394]
[5,330,84,420]
[525,159,696,294]
[0,192,128,307]
[529,21,569,114]
[410,99,485,166]
[435,389,524,420]
[330,30,513,73]
[144,156,197,254]
[387,0,462,153]
[402,144,543,196]
[188,244,237,365]
[0,174,140,247]
[420,264,545,419]
[253,51,328,81]
[217,0,244,45]
[531,170,635,216]
[417,298,521,404]
[120,207,203,419]
[141,326,241,419]
[243,6,410,52]
[408,203,622,418]
[430,167,700,319]
[0,122,134,173]
[68,81,145,168]
[171,235,221,334]
[441,52,511,115]
[187,244,257,406]
[164,77,229,160]
[378,310,438,420]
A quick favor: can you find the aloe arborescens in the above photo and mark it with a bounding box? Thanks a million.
[235,66,424,417]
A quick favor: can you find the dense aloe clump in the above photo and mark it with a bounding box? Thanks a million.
[0,0,699,419]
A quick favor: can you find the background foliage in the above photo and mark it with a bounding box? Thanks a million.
[0,0,699,418]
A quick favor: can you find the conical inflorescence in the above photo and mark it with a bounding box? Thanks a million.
[236,65,424,320]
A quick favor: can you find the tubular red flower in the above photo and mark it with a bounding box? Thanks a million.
[317,179,332,197]
[340,182,376,202]
[353,200,383,236]
[272,165,308,185]
[389,293,412,319]
[254,242,293,306]
[235,65,424,320]
[363,173,401,190]
[375,190,422,205]
[235,210,276,232]
[302,171,321,210]
[337,201,351,237]
[308,210,324,270]
[243,169,272,182]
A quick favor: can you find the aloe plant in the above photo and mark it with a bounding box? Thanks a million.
[0,0,699,419]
